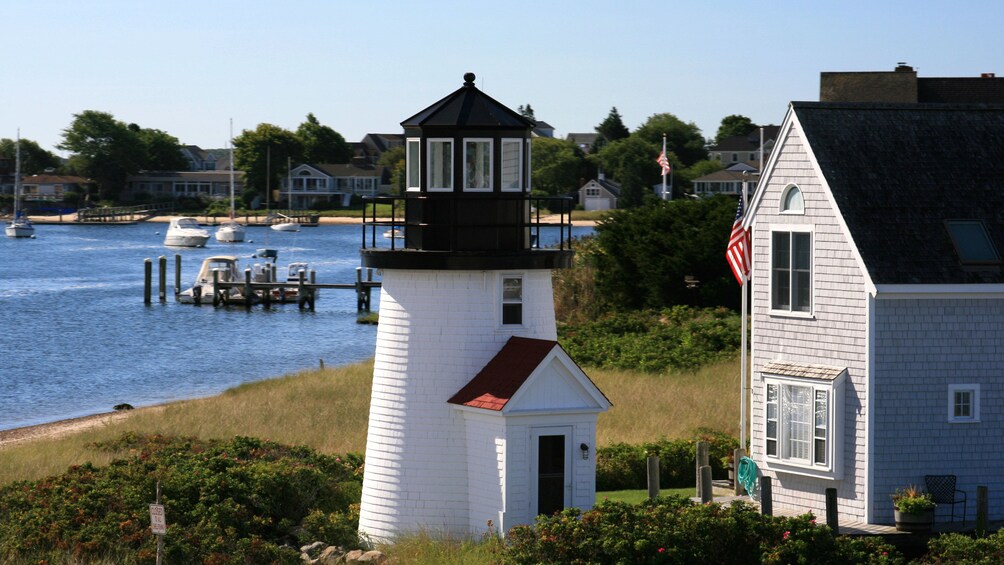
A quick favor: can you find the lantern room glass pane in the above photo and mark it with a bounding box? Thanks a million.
[428,139,453,191]
[465,139,492,190]
[501,139,522,191]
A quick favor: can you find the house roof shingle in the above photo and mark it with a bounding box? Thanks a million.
[791,102,1004,285]
[447,337,559,411]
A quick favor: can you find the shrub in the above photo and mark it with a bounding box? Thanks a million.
[0,434,364,564]
[503,498,901,564]
[923,531,1004,564]
[596,430,737,491]
[558,306,741,373]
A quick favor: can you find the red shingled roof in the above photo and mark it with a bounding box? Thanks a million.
[448,337,558,411]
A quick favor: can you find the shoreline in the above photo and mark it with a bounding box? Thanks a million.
[0,412,133,449]
[24,213,598,227]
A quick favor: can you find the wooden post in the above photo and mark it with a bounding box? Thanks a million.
[700,465,713,503]
[733,448,745,496]
[297,269,307,310]
[144,259,152,304]
[174,254,181,295]
[696,441,709,497]
[309,269,317,310]
[977,486,988,537]
[244,268,252,308]
[158,256,167,302]
[760,476,772,516]
[212,270,220,307]
[825,487,839,534]
[647,455,660,499]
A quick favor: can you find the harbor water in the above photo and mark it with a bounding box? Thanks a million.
[0,221,592,431]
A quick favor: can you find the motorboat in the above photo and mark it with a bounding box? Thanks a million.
[271,261,313,303]
[383,228,403,239]
[5,131,34,239]
[215,121,245,243]
[164,217,210,247]
[177,255,253,304]
[269,213,300,232]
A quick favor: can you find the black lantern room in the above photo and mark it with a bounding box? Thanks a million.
[361,73,573,271]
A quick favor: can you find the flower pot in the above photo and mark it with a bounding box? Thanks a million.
[894,508,934,532]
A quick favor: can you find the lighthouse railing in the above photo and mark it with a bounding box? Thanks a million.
[361,194,574,252]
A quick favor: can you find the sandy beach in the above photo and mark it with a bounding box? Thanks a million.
[0,412,132,450]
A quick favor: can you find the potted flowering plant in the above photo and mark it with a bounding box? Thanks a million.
[892,485,936,532]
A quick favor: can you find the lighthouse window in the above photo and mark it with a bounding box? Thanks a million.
[501,275,523,325]
[464,139,492,191]
[428,139,453,191]
[501,139,522,191]
[406,138,421,191]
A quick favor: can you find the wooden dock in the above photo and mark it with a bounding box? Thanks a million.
[76,202,175,224]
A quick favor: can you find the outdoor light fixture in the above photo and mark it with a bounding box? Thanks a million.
[580,443,589,460]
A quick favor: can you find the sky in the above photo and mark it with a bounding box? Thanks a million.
[4,0,1003,156]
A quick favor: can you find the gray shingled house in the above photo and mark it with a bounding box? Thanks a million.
[746,101,1004,526]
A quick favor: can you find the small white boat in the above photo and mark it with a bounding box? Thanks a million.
[270,261,313,302]
[383,228,403,239]
[269,213,300,232]
[215,121,245,243]
[177,255,252,304]
[165,217,211,247]
[5,131,34,239]
[215,219,246,242]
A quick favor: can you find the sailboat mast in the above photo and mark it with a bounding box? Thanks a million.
[13,129,21,218]
[229,119,235,219]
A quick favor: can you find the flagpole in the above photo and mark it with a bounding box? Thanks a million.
[739,172,750,450]
[661,134,668,200]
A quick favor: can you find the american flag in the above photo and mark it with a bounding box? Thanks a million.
[656,150,671,176]
[726,198,750,285]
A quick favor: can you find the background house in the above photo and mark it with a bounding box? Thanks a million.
[746,101,1004,526]
[20,174,93,201]
[284,162,387,208]
[691,163,757,198]
[578,175,620,211]
[707,126,778,167]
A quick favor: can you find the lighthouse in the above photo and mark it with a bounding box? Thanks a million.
[357,73,610,540]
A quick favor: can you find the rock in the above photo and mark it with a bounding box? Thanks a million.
[342,549,364,563]
[300,541,327,561]
[317,545,344,564]
[355,550,388,564]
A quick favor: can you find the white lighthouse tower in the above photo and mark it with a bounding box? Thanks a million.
[357,73,610,540]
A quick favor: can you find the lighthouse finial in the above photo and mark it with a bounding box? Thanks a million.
[463,72,476,87]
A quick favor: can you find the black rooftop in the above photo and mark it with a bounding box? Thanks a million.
[792,102,1004,285]
[401,72,534,130]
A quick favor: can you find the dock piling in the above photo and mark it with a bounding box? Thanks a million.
[174,254,181,295]
[158,256,167,302]
[144,259,152,304]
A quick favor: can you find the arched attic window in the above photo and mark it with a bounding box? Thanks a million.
[781,185,804,214]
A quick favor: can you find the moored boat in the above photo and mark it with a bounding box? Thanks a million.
[164,217,211,247]
[177,255,253,304]
[5,130,35,239]
[215,121,245,243]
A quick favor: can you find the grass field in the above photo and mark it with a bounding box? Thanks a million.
[0,356,740,486]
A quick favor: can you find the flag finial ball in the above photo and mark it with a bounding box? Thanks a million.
[464,72,476,86]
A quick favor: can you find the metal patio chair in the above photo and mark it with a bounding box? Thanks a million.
[925,474,967,525]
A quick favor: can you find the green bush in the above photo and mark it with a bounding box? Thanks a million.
[558,306,741,373]
[923,531,1004,564]
[596,430,737,491]
[0,433,363,564]
[502,498,902,564]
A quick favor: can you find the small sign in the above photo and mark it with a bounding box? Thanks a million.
[149,504,167,535]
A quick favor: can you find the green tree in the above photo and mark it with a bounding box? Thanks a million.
[531,137,586,196]
[0,137,61,175]
[592,196,740,311]
[633,112,708,168]
[296,113,352,164]
[591,136,661,207]
[517,104,535,120]
[233,123,303,206]
[714,114,757,145]
[58,110,145,200]
[133,126,188,171]
[592,106,630,152]
[378,145,406,195]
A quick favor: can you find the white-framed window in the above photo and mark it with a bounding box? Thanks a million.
[585,187,600,197]
[501,139,522,191]
[948,384,980,423]
[464,138,492,191]
[763,367,845,478]
[501,274,523,326]
[781,185,804,214]
[771,228,812,315]
[427,138,453,191]
[406,138,421,191]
